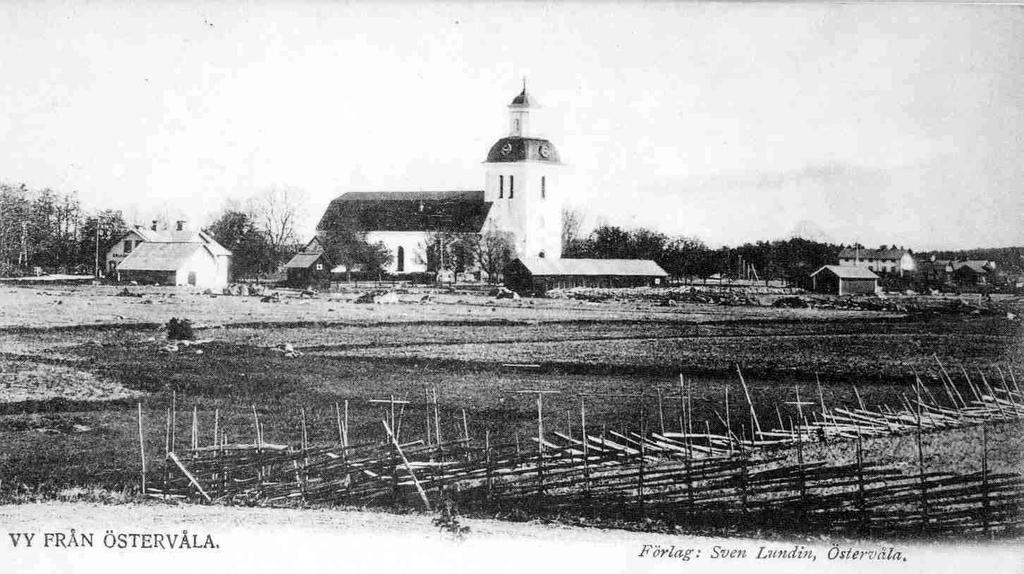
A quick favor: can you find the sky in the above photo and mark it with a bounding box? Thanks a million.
[0,1,1022,250]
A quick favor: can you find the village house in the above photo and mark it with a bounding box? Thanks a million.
[951,260,997,286]
[809,265,880,296]
[282,237,333,286]
[108,221,232,289]
[307,83,663,291]
[837,247,916,276]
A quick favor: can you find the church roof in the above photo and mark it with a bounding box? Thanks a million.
[316,190,492,234]
[510,87,533,107]
[486,137,561,164]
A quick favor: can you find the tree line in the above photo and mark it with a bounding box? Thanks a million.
[562,209,844,284]
[0,183,129,275]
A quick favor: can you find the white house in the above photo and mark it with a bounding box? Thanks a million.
[108,221,231,289]
[837,247,916,276]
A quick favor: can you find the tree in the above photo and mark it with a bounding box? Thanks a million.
[206,210,275,279]
[320,227,392,281]
[475,225,515,283]
[78,210,128,274]
[249,186,308,265]
[561,207,587,256]
[658,236,708,278]
[422,231,479,282]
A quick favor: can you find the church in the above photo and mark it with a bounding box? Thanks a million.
[299,83,667,291]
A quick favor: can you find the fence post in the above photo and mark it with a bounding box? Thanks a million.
[856,431,867,535]
[637,400,646,520]
[485,429,493,502]
[137,403,146,496]
[580,398,591,506]
[982,423,990,538]
[916,395,928,535]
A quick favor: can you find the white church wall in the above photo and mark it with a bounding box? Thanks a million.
[365,231,429,274]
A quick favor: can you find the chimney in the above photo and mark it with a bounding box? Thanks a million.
[151,220,158,231]
[175,220,186,232]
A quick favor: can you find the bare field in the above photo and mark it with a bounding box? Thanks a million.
[0,283,1020,506]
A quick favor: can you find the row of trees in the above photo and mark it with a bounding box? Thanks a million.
[316,225,516,282]
[0,183,130,275]
[561,209,845,284]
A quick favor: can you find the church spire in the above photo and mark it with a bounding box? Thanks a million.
[508,81,532,136]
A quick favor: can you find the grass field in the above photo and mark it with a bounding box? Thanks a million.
[0,283,1021,504]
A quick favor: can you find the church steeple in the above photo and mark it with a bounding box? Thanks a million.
[508,78,533,137]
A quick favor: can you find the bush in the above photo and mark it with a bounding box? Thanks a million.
[166,317,195,340]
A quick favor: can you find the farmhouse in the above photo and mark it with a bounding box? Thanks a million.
[310,82,664,290]
[837,247,916,275]
[809,265,879,296]
[111,221,231,289]
[951,260,996,286]
[504,258,668,295]
[117,241,231,289]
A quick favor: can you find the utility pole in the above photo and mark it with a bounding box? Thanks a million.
[93,217,100,278]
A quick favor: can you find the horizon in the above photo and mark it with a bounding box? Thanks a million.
[1,2,1022,251]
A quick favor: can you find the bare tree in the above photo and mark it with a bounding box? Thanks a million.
[476,224,515,283]
[249,185,308,261]
[561,207,586,256]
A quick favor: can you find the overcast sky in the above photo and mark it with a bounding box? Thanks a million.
[1,2,1021,250]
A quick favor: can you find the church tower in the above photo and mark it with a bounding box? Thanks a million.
[483,83,563,260]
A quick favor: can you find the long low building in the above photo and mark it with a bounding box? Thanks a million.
[809,265,879,295]
[504,257,668,295]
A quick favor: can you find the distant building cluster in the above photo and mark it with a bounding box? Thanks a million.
[812,246,1005,295]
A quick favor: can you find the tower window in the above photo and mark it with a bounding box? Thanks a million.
[499,175,504,199]
[509,175,514,199]
[541,176,546,199]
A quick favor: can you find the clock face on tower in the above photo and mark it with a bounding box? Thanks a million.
[501,142,512,155]
[539,144,550,159]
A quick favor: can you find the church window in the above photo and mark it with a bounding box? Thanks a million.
[499,175,504,198]
[541,176,546,199]
[509,175,514,199]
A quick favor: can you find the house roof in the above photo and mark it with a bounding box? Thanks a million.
[283,251,326,269]
[118,228,231,256]
[316,190,492,233]
[838,248,910,260]
[953,260,991,274]
[810,265,880,279]
[515,257,668,277]
[117,242,211,271]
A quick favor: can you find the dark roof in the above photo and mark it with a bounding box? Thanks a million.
[118,243,212,271]
[486,137,561,164]
[510,87,533,107]
[810,265,879,280]
[515,258,668,277]
[838,248,910,260]
[316,190,492,234]
[283,251,327,269]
